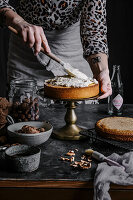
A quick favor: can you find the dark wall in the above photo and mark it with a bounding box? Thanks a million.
[107,0,133,104]
[0,0,133,103]
[0,28,9,97]
[0,0,16,97]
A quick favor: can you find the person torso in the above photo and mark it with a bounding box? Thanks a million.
[17,0,84,31]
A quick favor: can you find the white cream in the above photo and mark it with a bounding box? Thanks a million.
[63,62,89,80]
[45,76,98,88]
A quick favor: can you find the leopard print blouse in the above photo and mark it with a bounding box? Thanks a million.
[0,0,108,57]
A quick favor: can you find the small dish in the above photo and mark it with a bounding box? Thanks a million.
[7,121,53,146]
[5,144,41,172]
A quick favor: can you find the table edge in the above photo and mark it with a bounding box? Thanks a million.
[0,180,133,190]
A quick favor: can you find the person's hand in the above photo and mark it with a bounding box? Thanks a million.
[12,18,51,55]
[96,69,112,99]
[0,8,50,55]
[87,53,112,100]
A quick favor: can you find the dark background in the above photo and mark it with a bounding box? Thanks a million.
[0,0,133,103]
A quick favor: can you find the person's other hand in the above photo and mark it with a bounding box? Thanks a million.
[87,53,112,100]
[12,19,51,55]
[96,69,112,99]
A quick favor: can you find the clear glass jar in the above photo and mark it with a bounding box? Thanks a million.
[9,79,39,122]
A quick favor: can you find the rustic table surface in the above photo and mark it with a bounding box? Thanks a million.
[0,104,133,200]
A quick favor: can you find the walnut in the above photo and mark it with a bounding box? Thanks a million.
[22,98,30,104]
[66,150,75,156]
[17,125,45,134]
[60,150,92,170]
[71,160,91,170]
[75,149,78,152]
[39,128,45,132]
[70,156,75,162]
[27,114,32,119]
[21,102,29,110]
[20,114,25,120]
[60,157,70,161]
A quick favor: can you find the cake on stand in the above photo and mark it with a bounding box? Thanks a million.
[38,89,99,140]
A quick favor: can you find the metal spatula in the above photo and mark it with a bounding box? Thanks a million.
[8,26,88,80]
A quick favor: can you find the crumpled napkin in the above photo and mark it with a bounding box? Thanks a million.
[94,152,133,200]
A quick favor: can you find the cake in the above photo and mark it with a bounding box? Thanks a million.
[44,76,99,99]
[96,117,133,141]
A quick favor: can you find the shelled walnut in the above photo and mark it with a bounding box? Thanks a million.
[17,125,45,134]
[60,149,92,170]
[11,97,39,122]
[70,160,91,169]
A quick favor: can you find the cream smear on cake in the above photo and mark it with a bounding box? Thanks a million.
[45,76,98,88]
[62,62,89,80]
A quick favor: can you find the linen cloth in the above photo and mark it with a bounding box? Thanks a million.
[94,152,133,200]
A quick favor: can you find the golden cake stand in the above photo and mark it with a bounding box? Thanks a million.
[38,89,98,140]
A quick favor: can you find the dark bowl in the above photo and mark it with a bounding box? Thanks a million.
[5,144,41,172]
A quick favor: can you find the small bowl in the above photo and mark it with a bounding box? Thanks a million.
[7,121,53,146]
[5,144,41,172]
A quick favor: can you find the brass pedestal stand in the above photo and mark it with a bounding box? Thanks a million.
[38,89,98,140]
[53,101,84,140]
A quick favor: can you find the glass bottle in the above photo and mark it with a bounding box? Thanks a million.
[9,79,39,122]
[108,65,123,115]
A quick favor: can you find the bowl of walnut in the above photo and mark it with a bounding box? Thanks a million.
[7,121,53,146]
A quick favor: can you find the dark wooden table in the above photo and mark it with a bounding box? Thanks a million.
[0,104,133,200]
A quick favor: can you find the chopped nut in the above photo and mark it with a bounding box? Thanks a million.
[60,157,70,161]
[35,114,39,120]
[81,160,86,163]
[70,160,91,170]
[81,155,86,160]
[87,158,92,162]
[23,98,30,104]
[17,125,45,134]
[20,114,25,120]
[21,102,28,110]
[11,143,20,146]
[39,128,45,132]
[60,150,92,170]
[79,160,91,169]
[70,163,78,168]
[60,157,65,161]
[74,161,79,165]
[75,149,78,152]
[24,118,28,122]
[27,114,32,119]
[70,156,75,162]
[66,150,75,156]
[11,97,39,122]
